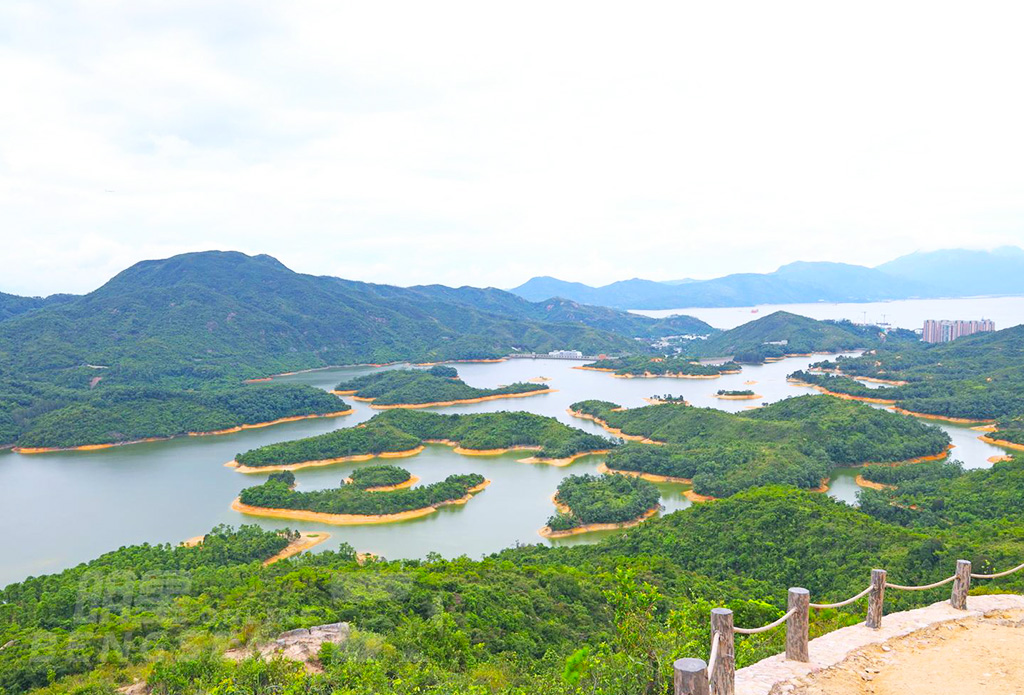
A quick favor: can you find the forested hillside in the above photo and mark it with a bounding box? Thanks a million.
[334,366,548,405]
[4,483,1022,695]
[795,324,1024,423]
[572,396,950,496]
[0,251,703,449]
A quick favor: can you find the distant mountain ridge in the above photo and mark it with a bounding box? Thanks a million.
[510,247,1024,309]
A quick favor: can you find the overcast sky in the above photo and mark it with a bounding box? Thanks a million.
[3,2,1024,296]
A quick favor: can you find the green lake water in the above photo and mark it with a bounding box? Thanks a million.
[0,356,1011,587]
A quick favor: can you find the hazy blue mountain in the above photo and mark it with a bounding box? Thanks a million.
[875,246,1024,297]
[510,261,937,309]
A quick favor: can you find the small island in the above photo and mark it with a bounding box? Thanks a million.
[234,472,489,525]
[344,464,418,491]
[332,365,550,408]
[539,473,661,538]
[713,389,762,400]
[644,394,690,405]
[578,356,742,379]
[229,409,614,472]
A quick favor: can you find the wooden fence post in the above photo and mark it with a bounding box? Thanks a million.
[866,569,886,629]
[674,658,710,695]
[710,608,735,695]
[785,587,809,662]
[951,559,971,610]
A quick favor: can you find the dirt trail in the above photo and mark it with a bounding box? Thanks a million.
[778,609,1024,695]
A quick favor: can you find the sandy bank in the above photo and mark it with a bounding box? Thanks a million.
[978,435,1024,451]
[853,375,908,386]
[642,397,690,406]
[343,475,421,492]
[573,365,616,372]
[854,475,893,490]
[889,407,995,425]
[517,450,611,467]
[713,393,762,400]
[745,380,758,385]
[262,532,332,565]
[847,444,955,468]
[231,480,490,526]
[528,376,551,382]
[988,454,1014,463]
[566,408,666,445]
[684,489,716,502]
[787,379,897,405]
[227,446,426,474]
[971,424,998,432]
[614,372,723,380]
[596,461,691,484]
[367,388,553,409]
[190,410,354,437]
[243,377,273,383]
[539,505,660,538]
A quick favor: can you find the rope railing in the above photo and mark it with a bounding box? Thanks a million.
[972,561,1024,579]
[706,632,720,681]
[673,557,1023,695]
[885,574,956,591]
[809,584,872,609]
[733,608,795,635]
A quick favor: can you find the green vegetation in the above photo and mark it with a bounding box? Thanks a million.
[717,389,755,397]
[584,356,739,377]
[1,251,682,449]
[857,460,963,487]
[236,409,613,467]
[858,456,1024,530]
[797,324,1024,424]
[267,470,296,486]
[238,474,486,516]
[335,366,548,405]
[688,311,904,363]
[9,384,349,449]
[234,420,421,467]
[547,474,661,532]
[573,396,950,497]
[348,465,413,490]
[652,394,688,404]
[5,485,1023,695]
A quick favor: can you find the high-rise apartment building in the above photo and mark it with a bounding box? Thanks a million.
[922,319,995,343]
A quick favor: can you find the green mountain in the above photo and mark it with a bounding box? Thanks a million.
[0,291,74,322]
[0,251,712,448]
[690,310,905,362]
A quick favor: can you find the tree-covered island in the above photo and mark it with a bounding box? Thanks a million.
[333,365,550,407]
[580,355,741,378]
[346,465,416,491]
[542,473,662,537]
[569,395,951,497]
[232,409,614,471]
[236,472,488,523]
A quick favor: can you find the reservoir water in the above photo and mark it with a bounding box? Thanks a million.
[0,353,1011,588]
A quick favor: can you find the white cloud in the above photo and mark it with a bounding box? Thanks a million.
[2,1,1024,295]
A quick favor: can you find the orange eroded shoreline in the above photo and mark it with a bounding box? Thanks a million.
[787,379,898,405]
[853,475,892,491]
[183,531,332,564]
[13,410,354,454]
[978,436,1024,451]
[643,397,690,406]
[988,454,1014,463]
[847,443,955,468]
[343,475,421,492]
[230,480,490,526]
[539,503,661,538]
[365,388,555,410]
[888,407,991,423]
[566,409,666,445]
[596,461,691,484]
[226,446,427,474]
